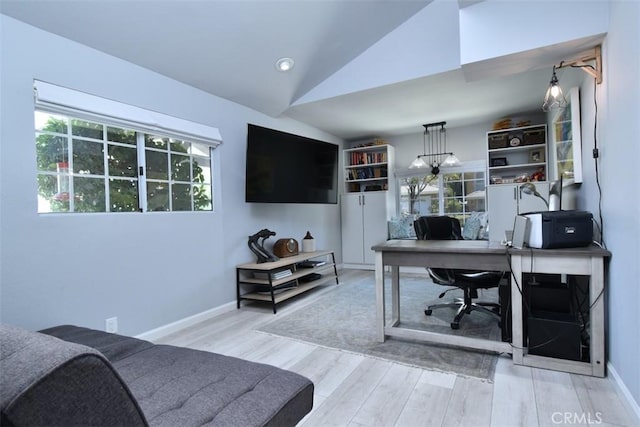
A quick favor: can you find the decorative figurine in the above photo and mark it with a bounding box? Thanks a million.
[248,229,279,263]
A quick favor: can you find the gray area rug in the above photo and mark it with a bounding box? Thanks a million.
[258,271,502,381]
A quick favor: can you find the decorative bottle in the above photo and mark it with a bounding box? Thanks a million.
[301,231,315,252]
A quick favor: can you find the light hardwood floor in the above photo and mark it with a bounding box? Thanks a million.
[154,269,638,427]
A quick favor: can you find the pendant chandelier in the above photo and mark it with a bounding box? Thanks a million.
[409,121,460,174]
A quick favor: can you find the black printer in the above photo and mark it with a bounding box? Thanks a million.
[523,210,593,249]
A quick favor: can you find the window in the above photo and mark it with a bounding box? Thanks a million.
[442,171,486,223]
[33,80,221,214]
[396,162,486,226]
[36,111,213,213]
[144,135,212,212]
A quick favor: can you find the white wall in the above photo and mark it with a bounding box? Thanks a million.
[459,0,609,65]
[0,15,342,336]
[540,1,639,409]
[585,0,639,410]
[296,0,461,104]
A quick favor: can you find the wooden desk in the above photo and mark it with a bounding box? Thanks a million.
[372,239,610,377]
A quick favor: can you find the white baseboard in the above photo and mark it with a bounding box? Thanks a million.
[135,301,236,342]
[608,362,640,423]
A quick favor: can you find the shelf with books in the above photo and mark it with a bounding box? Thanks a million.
[343,144,394,193]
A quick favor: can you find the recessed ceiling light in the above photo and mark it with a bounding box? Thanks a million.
[275,57,295,72]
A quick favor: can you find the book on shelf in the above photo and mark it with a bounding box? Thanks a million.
[347,182,360,192]
[298,273,321,283]
[350,150,387,166]
[253,269,292,280]
[297,260,326,268]
[257,280,298,294]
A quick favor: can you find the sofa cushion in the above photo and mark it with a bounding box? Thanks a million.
[462,211,489,240]
[40,325,314,427]
[116,345,313,427]
[0,324,147,426]
[388,214,417,239]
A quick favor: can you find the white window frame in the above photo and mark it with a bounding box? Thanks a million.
[395,160,487,222]
[33,80,221,214]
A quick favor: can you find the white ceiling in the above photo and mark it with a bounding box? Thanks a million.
[0,0,603,140]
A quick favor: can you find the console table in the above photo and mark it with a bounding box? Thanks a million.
[372,239,610,377]
[236,250,338,313]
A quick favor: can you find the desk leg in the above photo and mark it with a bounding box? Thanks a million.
[590,257,605,377]
[391,265,400,326]
[375,251,386,342]
[510,254,524,364]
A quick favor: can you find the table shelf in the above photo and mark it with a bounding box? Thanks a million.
[236,250,338,313]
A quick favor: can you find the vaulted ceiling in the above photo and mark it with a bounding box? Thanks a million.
[0,0,603,140]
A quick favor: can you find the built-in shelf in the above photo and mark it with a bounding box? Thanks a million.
[487,124,547,185]
[344,144,394,193]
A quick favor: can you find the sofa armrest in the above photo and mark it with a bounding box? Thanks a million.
[1,324,147,426]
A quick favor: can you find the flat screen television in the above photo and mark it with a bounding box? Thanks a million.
[245,124,338,204]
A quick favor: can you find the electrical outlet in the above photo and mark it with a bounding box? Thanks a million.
[105,317,118,333]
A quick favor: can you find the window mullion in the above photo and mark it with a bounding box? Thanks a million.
[167,149,172,211]
[68,124,75,213]
[103,125,111,212]
[190,152,195,211]
[137,133,147,212]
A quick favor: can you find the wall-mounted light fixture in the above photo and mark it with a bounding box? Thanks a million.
[408,121,460,175]
[542,65,568,111]
[542,46,602,112]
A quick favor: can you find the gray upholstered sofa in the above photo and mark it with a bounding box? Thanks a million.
[0,324,313,426]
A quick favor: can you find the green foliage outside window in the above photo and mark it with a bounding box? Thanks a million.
[399,170,486,226]
[35,113,212,213]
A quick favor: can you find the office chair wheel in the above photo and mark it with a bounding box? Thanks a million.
[424,309,433,316]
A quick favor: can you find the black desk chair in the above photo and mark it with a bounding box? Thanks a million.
[413,215,503,330]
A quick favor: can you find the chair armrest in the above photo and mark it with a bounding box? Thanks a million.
[427,268,455,285]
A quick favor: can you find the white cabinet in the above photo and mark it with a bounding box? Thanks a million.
[487,183,549,242]
[341,192,389,268]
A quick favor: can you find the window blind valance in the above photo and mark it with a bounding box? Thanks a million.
[33,80,222,146]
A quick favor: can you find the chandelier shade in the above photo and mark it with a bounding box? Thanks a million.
[542,66,568,112]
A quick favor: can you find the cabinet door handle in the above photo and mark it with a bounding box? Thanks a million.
[513,187,517,201]
[361,195,365,206]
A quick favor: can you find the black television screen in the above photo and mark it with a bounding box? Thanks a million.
[245,124,338,204]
